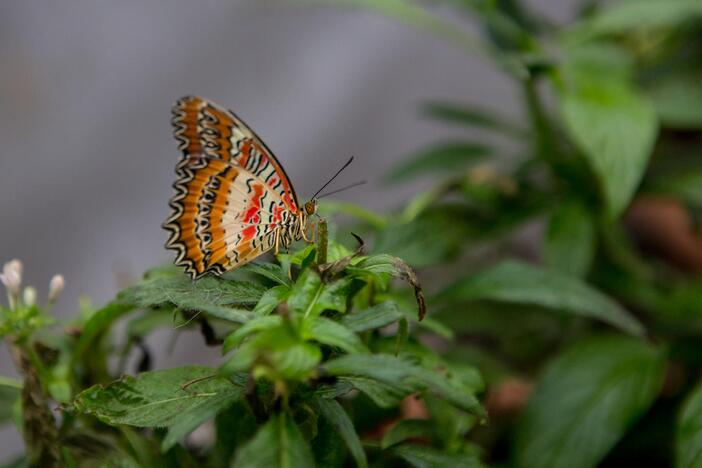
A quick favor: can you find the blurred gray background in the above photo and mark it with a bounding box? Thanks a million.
[0,0,577,459]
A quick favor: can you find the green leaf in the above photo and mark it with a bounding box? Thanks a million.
[649,73,702,129]
[74,302,134,358]
[74,366,242,427]
[371,208,468,268]
[288,271,359,319]
[544,201,595,277]
[677,380,702,468]
[515,335,665,468]
[161,382,242,451]
[222,316,283,354]
[303,317,368,354]
[323,354,484,416]
[655,170,702,207]
[221,326,322,380]
[317,200,387,229]
[392,443,483,468]
[254,285,290,316]
[196,304,253,324]
[304,0,527,78]
[242,262,292,287]
[314,397,367,468]
[118,270,265,310]
[422,101,526,137]
[381,419,434,449]
[0,376,21,424]
[395,318,409,355]
[348,255,426,321]
[443,260,645,336]
[341,301,403,332]
[233,412,315,468]
[287,270,323,318]
[314,277,360,316]
[574,0,702,37]
[338,376,407,408]
[558,44,658,218]
[386,142,492,183]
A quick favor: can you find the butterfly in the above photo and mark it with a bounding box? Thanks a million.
[163,96,357,279]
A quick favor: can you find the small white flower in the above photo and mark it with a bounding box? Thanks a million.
[23,286,37,307]
[48,274,65,303]
[1,259,23,308]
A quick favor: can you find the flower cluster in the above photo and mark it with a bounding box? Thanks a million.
[0,259,64,339]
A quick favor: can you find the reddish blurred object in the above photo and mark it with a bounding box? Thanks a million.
[485,377,533,419]
[626,196,702,272]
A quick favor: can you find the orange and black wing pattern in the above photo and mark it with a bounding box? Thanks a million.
[163,96,300,279]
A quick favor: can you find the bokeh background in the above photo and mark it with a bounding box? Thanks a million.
[0,0,578,458]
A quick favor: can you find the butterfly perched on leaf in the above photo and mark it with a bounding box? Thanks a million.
[163,96,358,279]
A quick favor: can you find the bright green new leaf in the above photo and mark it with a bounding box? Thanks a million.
[558,44,658,218]
[222,316,283,354]
[232,412,315,468]
[315,397,367,468]
[73,366,242,428]
[304,317,368,354]
[544,201,595,277]
[386,142,492,183]
[287,270,323,317]
[676,380,702,468]
[221,326,322,381]
[443,260,645,336]
[254,285,290,316]
[515,335,665,468]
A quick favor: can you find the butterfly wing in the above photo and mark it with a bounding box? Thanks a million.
[171,95,299,212]
[164,96,299,278]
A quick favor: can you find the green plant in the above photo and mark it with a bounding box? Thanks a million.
[0,222,486,467]
[4,1,702,467]
[311,0,702,467]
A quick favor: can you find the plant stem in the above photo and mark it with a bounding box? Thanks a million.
[317,219,328,266]
[8,341,60,467]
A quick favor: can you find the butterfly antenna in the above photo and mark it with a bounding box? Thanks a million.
[312,156,355,200]
[317,180,367,199]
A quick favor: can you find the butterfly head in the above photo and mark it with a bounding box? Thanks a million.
[304,199,318,216]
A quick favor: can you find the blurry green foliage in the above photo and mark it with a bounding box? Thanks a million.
[3,0,702,466]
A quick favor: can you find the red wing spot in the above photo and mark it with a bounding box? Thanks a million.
[242,183,265,223]
[242,225,257,241]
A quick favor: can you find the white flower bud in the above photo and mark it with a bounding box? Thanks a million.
[48,274,65,303]
[23,286,37,307]
[0,259,22,298]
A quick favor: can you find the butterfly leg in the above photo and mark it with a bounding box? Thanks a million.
[274,229,281,256]
[301,222,313,243]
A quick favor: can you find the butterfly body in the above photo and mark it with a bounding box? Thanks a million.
[164,96,315,279]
